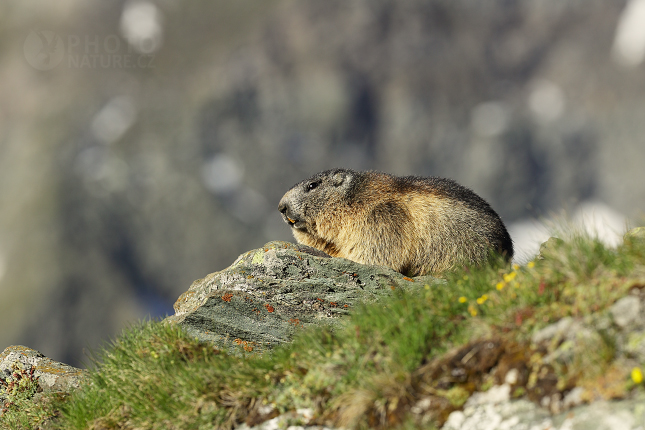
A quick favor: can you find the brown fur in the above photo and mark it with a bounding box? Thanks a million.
[278,169,513,276]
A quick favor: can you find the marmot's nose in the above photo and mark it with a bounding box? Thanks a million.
[278,200,299,226]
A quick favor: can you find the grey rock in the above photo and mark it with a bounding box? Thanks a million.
[165,241,437,353]
[531,317,576,344]
[443,398,551,430]
[550,397,645,430]
[531,316,604,367]
[610,296,642,329]
[444,390,645,430]
[0,345,87,394]
[545,326,604,367]
[465,384,511,408]
[561,386,585,410]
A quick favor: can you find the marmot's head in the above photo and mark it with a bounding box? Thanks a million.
[278,168,357,237]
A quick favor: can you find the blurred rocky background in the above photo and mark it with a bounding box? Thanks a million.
[1,0,644,367]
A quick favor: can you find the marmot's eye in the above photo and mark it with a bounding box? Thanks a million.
[307,181,321,191]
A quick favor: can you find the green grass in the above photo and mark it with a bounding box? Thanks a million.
[4,231,645,429]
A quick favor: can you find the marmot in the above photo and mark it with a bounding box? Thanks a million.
[278,168,513,276]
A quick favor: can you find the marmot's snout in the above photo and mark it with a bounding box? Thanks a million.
[278,196,302,228]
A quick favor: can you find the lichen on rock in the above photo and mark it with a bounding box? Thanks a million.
[165,241,438,353]
[0,346,86,394]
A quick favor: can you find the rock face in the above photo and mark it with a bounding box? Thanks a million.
[165,241,436,353]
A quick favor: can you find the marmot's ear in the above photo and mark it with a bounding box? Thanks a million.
[331,171,348,187]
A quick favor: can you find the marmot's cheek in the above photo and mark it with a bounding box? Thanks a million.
[293,221,307,231]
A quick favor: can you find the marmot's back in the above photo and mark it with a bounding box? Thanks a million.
[278,168,513,276]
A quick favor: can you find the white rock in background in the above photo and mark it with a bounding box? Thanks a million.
[507,219,551,265]
[612,0,645,67]
[120,0,164,54]
[528,79,565,123]
[572,201,627,248]
[508,201,627,264]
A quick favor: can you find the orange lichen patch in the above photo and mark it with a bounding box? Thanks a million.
[233,338,257,352]
[330,302,338,307]
[289,318,302,327]
[173,290,196,312]
[403,276,414,282]
[221,293,233,302]
[264,304,275,313]
[391,286,396,290]
[317,298,325,302]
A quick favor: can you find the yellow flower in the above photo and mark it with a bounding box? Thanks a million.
[458,296,467,303]
[527,261,535,269]
[512,264,520,271]
[496,282,505,291]
[503,272,517,283]
[632,367,643,384]
[463,275,469,281]
[476,294,488,305]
